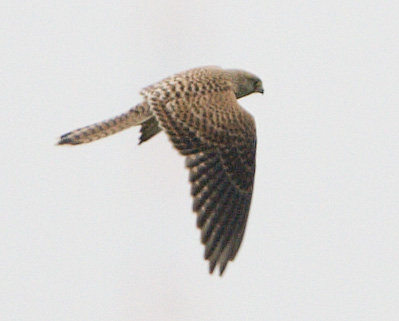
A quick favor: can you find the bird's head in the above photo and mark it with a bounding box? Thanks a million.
[226,69,264,99]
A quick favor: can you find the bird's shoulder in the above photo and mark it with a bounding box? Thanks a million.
[139,66,233,100]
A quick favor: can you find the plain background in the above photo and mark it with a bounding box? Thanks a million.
[1,1,398,320]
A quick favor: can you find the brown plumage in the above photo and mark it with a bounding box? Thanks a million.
[58,66,263,275]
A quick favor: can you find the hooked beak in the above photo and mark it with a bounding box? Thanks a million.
[255,81,264,94]
[256,87,264,94]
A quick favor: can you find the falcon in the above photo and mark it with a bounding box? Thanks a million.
[58,66,264,275]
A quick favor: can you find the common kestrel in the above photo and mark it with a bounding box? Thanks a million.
[58,66,263,275]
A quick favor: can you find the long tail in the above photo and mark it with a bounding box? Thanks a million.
[58,102,152,145]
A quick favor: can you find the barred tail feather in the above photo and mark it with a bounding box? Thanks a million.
[58,103,152,145]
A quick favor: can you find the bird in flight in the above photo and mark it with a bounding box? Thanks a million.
[58,66,263,275]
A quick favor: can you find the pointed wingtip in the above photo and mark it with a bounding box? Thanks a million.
[219,263,227,276]
[208,261,226,277]
[209,259,217,274]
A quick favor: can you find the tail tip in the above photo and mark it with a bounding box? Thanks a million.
[57,133,82,145]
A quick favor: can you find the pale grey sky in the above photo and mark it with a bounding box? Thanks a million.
[1,1,398,320]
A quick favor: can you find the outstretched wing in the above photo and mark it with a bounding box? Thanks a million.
[149,87,256,275]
